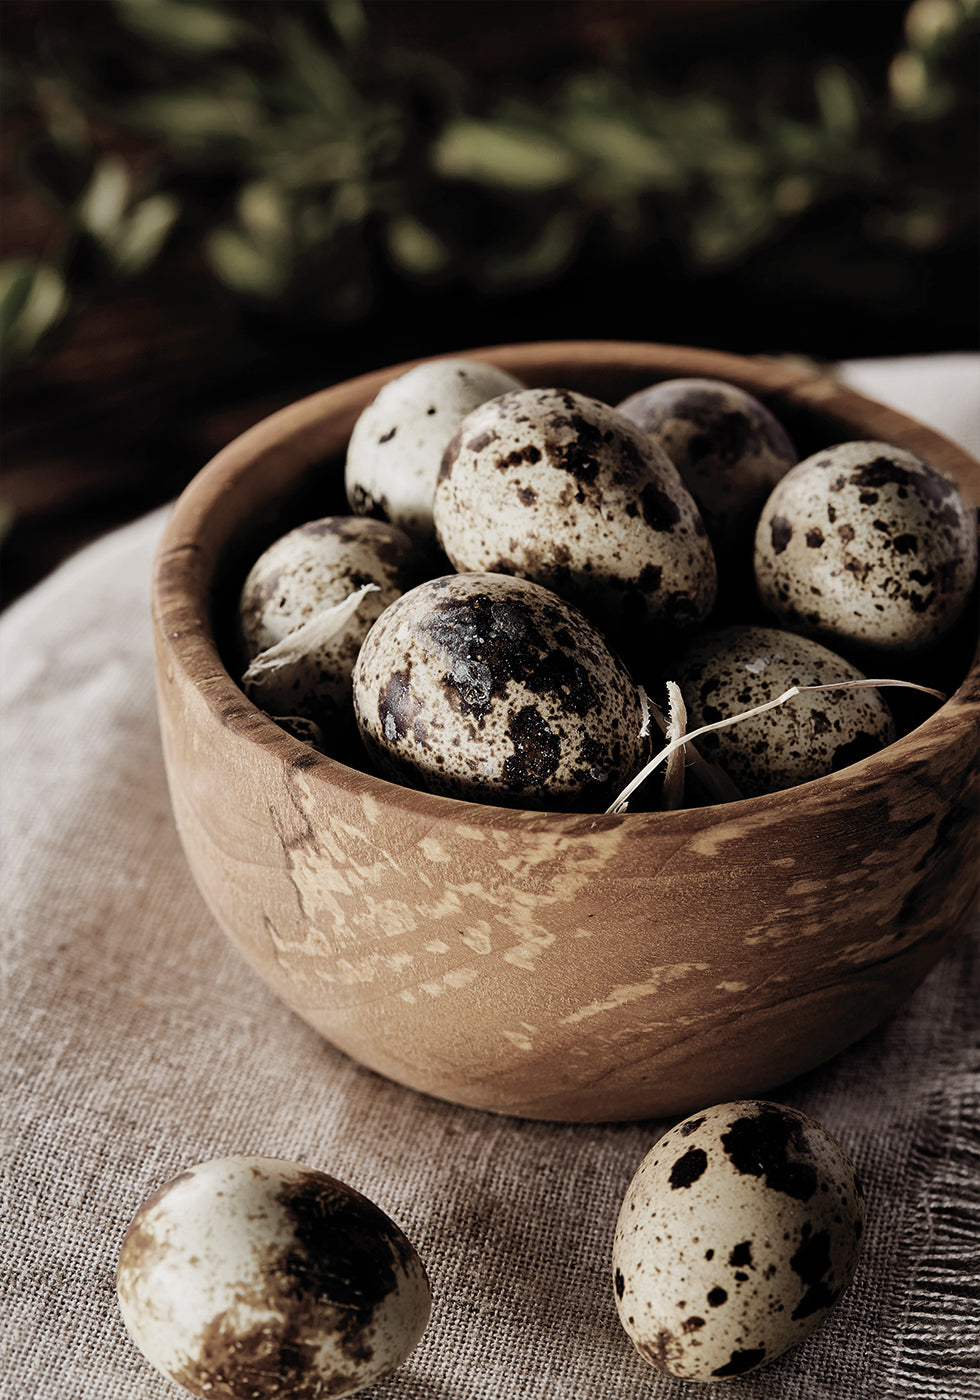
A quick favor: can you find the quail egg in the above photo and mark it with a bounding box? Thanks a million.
[613,1100,866,1383]
[432,387,718,657]
[239,516,415,728]
[345,357,526,545]
[116,1156,432,1400]
[666,624,895,797]
[352,571,651,810]
[754,440,978,657]
[616,376,797,577]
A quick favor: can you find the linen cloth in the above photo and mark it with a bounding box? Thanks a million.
[3,355,978,1400]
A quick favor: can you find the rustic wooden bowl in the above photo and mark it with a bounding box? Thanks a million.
[152,341,980,1122]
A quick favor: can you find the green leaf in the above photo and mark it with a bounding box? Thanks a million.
[205,226,290,297]
[127,91,259,146]
[815,64,863,140]
[0,259,67,370]
[385,214,451,276]
[324,0,368,49]
[433,118,580,192]
[767,116,835,168]
[688,186,777,266]
[77,155,131,240]
[0,261,38,332]
[479,211,581,288]
[237,181,292,248]
[278,17,363,125]
[888,50,955,117]
[113,0,249,55]
[904,0,966,52]
[772,173,816,215]
[111,193,181,273]
[562,112,683,194]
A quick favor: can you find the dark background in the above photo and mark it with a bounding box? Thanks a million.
[2,0,977,606]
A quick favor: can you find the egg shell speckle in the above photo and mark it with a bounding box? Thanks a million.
[239,515,414,724]
[352,571,652,810]
[613,1100,866,1384]
[345,357,526,543]
[116,1156,432,1400]
[616,376,797,571]
[666,624,896,797]
[754,440,978,657]
[432,387,718,654]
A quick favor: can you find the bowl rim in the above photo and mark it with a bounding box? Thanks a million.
[152,338,980,830]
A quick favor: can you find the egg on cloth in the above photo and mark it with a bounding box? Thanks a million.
[116,1156,432,1400]
[345,357,526,545]
[616,376,797,573]
[432,387,718,655]
[352,571,652,810]
[239,516,415,728]
[754,440,978,658]
[665,624,896,798]
[612,1100,866,1383]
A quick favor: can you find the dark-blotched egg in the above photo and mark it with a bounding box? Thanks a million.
[754,440,977,657]
[352,571,651,810]
[432,387,717,655]
[666,624,896,797]
[617,377,797,574]
[239,516,414,728]
[116,1156,432,1400]
[345,357,526,545]
[613,1101,866,1383]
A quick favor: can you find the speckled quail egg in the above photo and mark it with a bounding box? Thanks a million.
[613,1100,866,1383]
[666,624,896,797]
[616,377,797,575]
[352,571,652,810]
[345,357,526,545]
[239,516,415,728]
[754,440,978,657]
[116,1156,432,1400]
[432,387,718,658]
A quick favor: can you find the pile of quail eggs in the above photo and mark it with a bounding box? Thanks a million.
[236,356,977,811]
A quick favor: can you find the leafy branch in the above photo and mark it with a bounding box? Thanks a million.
[2,0,977,372]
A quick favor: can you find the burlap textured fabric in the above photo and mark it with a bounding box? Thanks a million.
[3,356,978,1399]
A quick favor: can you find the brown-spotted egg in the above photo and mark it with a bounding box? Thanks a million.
[345,357,526,545]
[239,515,415,729]
[754,440,978,657]
[116,1156,432,1400]
[667,624,896,797]
[432,387,718,657]
[617,377,797,575]
[613,1100,866,1383]
[352,571,651,810]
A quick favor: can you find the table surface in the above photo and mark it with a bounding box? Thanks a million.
[2,354,978,1399]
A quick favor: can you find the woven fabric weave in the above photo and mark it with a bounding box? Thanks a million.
[3,356,978,1400]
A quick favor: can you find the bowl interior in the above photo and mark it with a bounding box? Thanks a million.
[198,341,980,785]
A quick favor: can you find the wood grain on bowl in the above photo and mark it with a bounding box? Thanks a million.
[152,341,980,1122]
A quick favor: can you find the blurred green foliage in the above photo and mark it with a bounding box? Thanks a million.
[2,0,977,372]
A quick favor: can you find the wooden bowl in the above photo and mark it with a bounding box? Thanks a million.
[152,341,980,1122]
